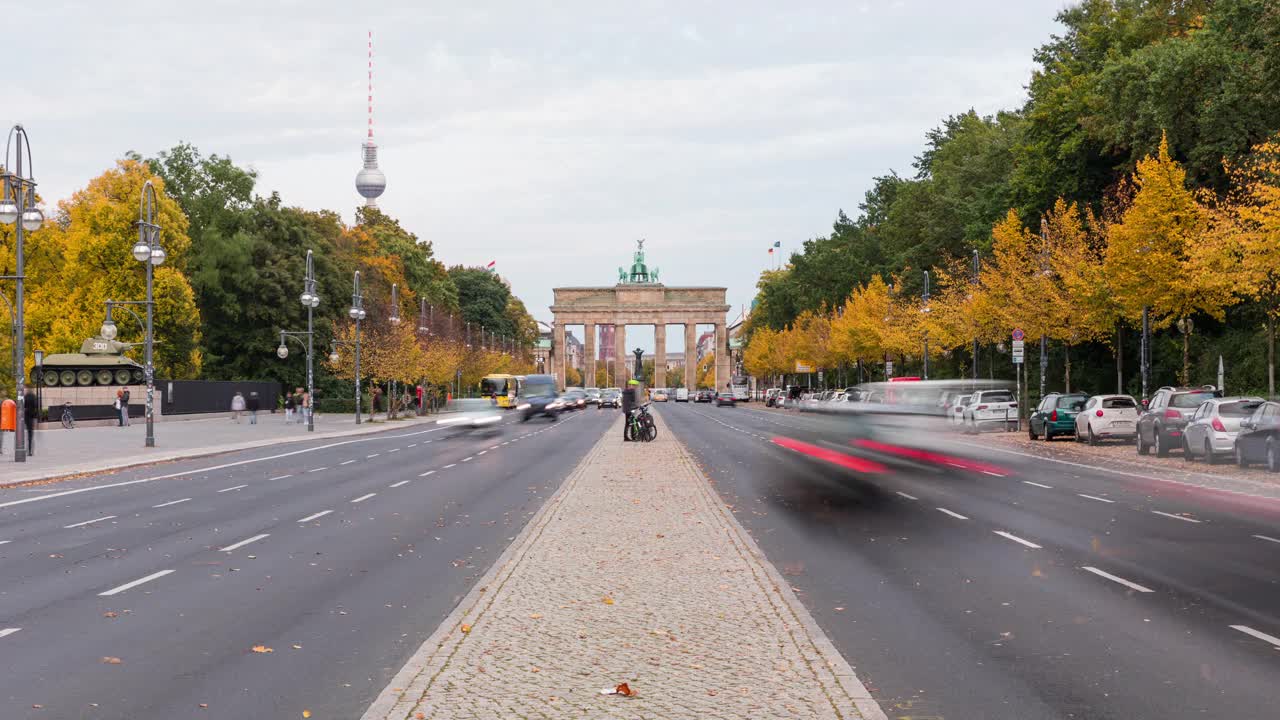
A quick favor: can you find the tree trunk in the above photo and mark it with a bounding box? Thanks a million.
[1064,343,1071,394]
[1116,325,1124,395]
[1182,324,1191,386]
[1269,314,1275,398]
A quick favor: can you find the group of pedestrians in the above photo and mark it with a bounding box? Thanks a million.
[114,388,132,426]
[230,390,262,424]
[281,387,310,425]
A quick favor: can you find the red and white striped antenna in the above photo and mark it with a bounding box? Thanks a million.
[367,30,374,140]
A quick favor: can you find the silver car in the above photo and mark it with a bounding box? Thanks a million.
[1182,397,1266,464]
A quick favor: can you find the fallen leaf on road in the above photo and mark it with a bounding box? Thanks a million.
[32,704,43,709]
[292,644,303,649]
[415,713,425,719]
[600,682,637,696]
[602,596,615,605]
[251,645,274,653]
[198,704,208,709]
[460,624,472,633]
[302,711,311,718]
[101,656,122,664]
[529,613,543,619]
[102,611,118,618]
[834,607,845,612]
[707,689,718,696]
[531,666,541,673]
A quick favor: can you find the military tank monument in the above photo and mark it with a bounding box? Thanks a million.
[34,336,146,387]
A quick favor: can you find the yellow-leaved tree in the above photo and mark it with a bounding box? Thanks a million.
[1105,134,1237,384]
[1043,199,1114,391]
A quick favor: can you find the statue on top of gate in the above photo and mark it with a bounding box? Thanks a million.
[618,238,660,285]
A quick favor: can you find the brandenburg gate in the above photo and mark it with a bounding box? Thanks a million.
[549,241,730,391]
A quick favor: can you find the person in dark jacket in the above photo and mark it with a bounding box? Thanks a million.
[23,390,37,456]
[247,391,260,425]
[621,379,639,441]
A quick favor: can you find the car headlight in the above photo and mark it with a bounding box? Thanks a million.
[517,403,531,410]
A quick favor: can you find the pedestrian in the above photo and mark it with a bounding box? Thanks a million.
[231,391,246,423]
[114,389,124,427]
[416,384,424,415]
[284,391,295,424]
[294,388,305,422]
[301,390,311,425]
[372,387,383,420]
[23,389,37,456]
[121,387,131,426]
[247,391,260,425]
[621,379,639,441]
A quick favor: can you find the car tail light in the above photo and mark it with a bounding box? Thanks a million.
[1050,410,1058,422]
[977,404,988,410]
[1096,409,1104,417]
[1211,416,1226,432]
[1164,409,1181,420]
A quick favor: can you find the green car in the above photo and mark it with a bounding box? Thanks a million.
[1029,392,1089,441]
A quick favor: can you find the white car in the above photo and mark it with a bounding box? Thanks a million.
[1181,397,1265,461]
[949,394,972,425]
[1073,394,1140,445]
[675,388,690,402]
[962,389,1018,432]
[437,398,502,432]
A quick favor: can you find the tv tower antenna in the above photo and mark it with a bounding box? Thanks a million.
[354,30,386,208]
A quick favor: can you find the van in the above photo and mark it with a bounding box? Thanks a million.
[675,388,690,402]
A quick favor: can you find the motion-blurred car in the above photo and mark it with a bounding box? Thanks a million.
[599,390,622,409]
[1181,397,1264,464]
[1028,392,1088,440]
[948,394,972,425]
[652,389,669,402]
[438,398,503,432]
[560,390,587,410]
[1073,394,1139,445]
[584,388,601,405]
[963,389,1018,432]
[1137,386,1222,457]
[675,388,689,402]
[695,389,714,403]
[517,374,561,422]
[1233,400,1280,470]
[715,391,736,407]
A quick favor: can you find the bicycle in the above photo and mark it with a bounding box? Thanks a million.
[61,402,75,430]
[626,403,657,442]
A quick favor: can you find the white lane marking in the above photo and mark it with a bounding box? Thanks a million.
[1078,493,1115,504]
[994,531,1042,549]
[409,443,417,448]
[462,457,474,462]
[0,540,9,546]
[1253,534,1280,545]
[1081,566,1154,593]
[983,470,1006,477]
[0,628,20,639]
[477,450,487,456]
[351,493,377,503]
[1023,481,1053,489]
[935,507,968,520]
[488,445,499,450]
[895,491,918,500]
[307,467,328,473]
[152,498,191,508]
[443,463,457,469]
[389,448,401,453]
[501,441,510,446]
[219,533,270,552]
[367,454,380,459]
[0,429,441,511]
[419,470,436,477]
[340,460,356,466]
[389,480,409,488]
[1229,624,1280,648]
[217,484,248,493]
[269,474,292,481]
[297,510,333,523]
[1151,510,1201,523]
[98,569,175,597]
[64,515,117,529]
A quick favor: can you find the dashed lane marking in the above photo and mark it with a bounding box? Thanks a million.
[443,464,457,469]
[64,515,117,529]
[1023,481,1053,489]
[152,498,191,508]
[936,507,968,520]
[477,450,487,456]
[367,454,380,459]
[340,460,356,466]
[351,493,377,503]
[307,467,328,473]
[98,569,175,597]
[895,491,918,500]
[0,628,19,639]
[1151,510,1201,523]
[389,480,410,488]
[297,510,333,523]
[1081,566,1154,593]
[462,457,474,462]
[220,533,270,552]
[1253,534,1280,544]
[419,470,436,477]
[218,485,249,493]
[994,531,1042,549]
[389,448,401,453]
[269,474,292,481]
[1229,624,1280,648]
[1078,493,1115,504]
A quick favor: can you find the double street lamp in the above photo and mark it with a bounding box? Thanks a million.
[1,125,43,462]
[129,181,165,448]
[274,250,320,431]
[347,271,366,423]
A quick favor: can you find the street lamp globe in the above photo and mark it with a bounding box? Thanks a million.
[310,294,321,308]
[150,246,167,266]
[20,207,43,232]
[100,319,118,340]
[348,306,361,320]
[390,315,401,325]
[132,241,152,263]
[0,198,17,225]
[357,309,367,321]
[277,344,289,359]
[300,291,315,307]
[329,350,340,363]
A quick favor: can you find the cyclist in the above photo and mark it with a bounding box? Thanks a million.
[621,379,639,441]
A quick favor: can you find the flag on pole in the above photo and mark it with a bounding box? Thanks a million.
[767,247,773,255]
[485,260,496,273]
[773,241,781,248]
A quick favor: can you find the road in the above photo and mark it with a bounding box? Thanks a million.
[658,400,1280,720]
[0,408,611,720]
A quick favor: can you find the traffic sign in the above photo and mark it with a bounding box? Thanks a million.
[885,360,895,375]
[1012,328,1025,341]
[1012,339,1025,352]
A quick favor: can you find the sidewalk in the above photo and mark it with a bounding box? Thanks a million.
[363,413,885,720]
[0,412,433,487]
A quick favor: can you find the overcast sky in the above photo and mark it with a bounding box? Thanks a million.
[17,0,1068,352]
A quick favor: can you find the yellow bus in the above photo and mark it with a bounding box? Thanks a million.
[480,374,521,408]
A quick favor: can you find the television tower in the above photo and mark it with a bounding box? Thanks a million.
[355,30,386,207]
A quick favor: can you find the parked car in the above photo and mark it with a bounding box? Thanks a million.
[599,390,622,409]
[1233,400,1280,470]
[964,389,1018,432]
[1073,394,1139,445]
[1137,386,1222,457]
[764,388,781,407]
[715,391,736,407]
[675,388,690,402]
[1181,397,1265,464]
[652,388,669,402]
[1028,392,1089,440]
[949,394,972,425]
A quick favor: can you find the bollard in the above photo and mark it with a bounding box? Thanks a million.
[1,399,15,455]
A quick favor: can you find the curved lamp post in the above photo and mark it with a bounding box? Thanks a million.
[1,125,43,462]
[349,272,366,422]
[275,250,321,431]
[130,181,165,448]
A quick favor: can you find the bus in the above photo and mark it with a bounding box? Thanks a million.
[730,375,751,402]
[480,374,521,408]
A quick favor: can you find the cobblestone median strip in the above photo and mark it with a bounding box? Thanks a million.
[363,414,886,720]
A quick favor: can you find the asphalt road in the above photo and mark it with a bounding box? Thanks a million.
[658,400,1280,720]
[0,407,612,720]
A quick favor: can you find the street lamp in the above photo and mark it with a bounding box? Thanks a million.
[131,181,165,447]
[972,249,980,381]
[921,270,931,380]
[1,125,42,462]
[294,250,321,430]
[345,271,366,422]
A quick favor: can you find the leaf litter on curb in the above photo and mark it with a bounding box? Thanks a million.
[251,645,273,653]
[600,682,637,697]
[101,656,123,664]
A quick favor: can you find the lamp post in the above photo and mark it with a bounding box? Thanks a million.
[277,329,316,426]
[100,300,149,430]
[349,271,366,423]
[291,250,322,431]
[972,249,980,381]
[33,349,42,426]
[1,125,43,462]
[921,270,931,380]
[130,180,165,448]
